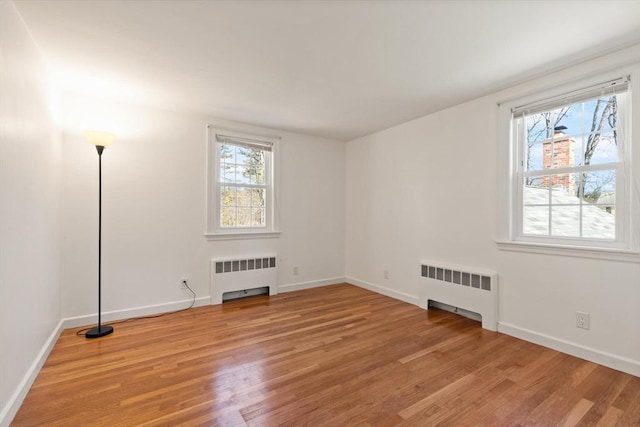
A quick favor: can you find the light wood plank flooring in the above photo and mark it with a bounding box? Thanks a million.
[12,284,640,426]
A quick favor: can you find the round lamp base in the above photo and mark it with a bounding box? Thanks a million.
[85,325,114,339]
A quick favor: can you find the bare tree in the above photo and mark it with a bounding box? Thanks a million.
[239,147,266,225]
[583,97,616,166]
[579,96,617,202]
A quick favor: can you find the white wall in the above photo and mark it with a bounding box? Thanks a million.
[0,1,62,423]
[60,94,345,320]
[345,46,640,375]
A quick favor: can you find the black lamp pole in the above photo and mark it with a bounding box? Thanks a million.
[86,144,114,338]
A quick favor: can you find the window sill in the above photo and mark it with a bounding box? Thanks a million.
[496,240,640,263]
[205,230,281,241]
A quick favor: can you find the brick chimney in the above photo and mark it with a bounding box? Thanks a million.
[542,126,575,194]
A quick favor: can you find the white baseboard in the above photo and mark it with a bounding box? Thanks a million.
[0,320,64,427]
[62,296,211,329]
[2,296,211,426]
[345,277,639,377]
[278,277,346,293]
[498,321,640,377]
[5,289,636,427]
[345,276,420,306]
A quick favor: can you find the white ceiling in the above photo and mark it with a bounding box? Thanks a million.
[14,0,640,141]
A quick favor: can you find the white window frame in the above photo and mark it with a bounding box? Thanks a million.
[205,125,281,240]
[497,65,640,262]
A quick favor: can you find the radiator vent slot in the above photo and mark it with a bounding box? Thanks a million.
[215,257,276,274]
[223,286,269,302]
[421,264,492,291]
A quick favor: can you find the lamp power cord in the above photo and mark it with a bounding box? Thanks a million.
[76,282,197,337]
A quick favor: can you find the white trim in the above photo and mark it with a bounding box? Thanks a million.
[497,104,515,242]
[62,296,211,329]
[498,321,640,377]
[346,277,639,377]
[278,277,346,293]
[496,240,640,263]
[0,320,64,427]
[345,276,421,306]
[205,230,281,241]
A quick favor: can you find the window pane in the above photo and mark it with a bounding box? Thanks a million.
[221,207,236,227]
[526,113,551,144]
[554,103,581,137]
[586,132,618,165]
[524,181,547,205]
[220,163,236,183]
[550,174,579,204]
[238,147,265,184]
[583,205,615,239]
[581,170,615,204]
[235,148,248,165]
[545,135,577,169]
[252,208,265,226]
[253,169,265,185]
[567,96,619,166]
[237,208,251,227]
[583,97,618,133]
[252,188,266,207]
[551,206,580,237]
[234,165,251,184]
[573,134,586,167]
[523,205,549,235]
[236,187,252,207]
[220,144,235,163]
[220,186,236,207]
[526,140,544,171]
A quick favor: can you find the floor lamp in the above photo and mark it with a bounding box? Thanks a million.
[84,130,115,339]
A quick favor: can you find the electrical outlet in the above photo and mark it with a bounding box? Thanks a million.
[293,266,299,276]
[576,311,590,330]
[384,270,389,280]
[180,277,189,289]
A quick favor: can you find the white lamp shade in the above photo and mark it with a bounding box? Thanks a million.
[84,130,115,147]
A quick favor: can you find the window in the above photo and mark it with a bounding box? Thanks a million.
[206,126,279,239]
[498,68,640,258]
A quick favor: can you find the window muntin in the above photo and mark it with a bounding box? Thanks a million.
[513,77,630,244]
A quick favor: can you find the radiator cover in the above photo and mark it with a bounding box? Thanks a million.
[210,255,278,305]
[420,260,498,331]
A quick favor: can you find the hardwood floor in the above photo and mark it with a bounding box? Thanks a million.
[12,284,640,426]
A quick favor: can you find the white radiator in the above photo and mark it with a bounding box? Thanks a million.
[419,260,498,331]
[210,255,278,305]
